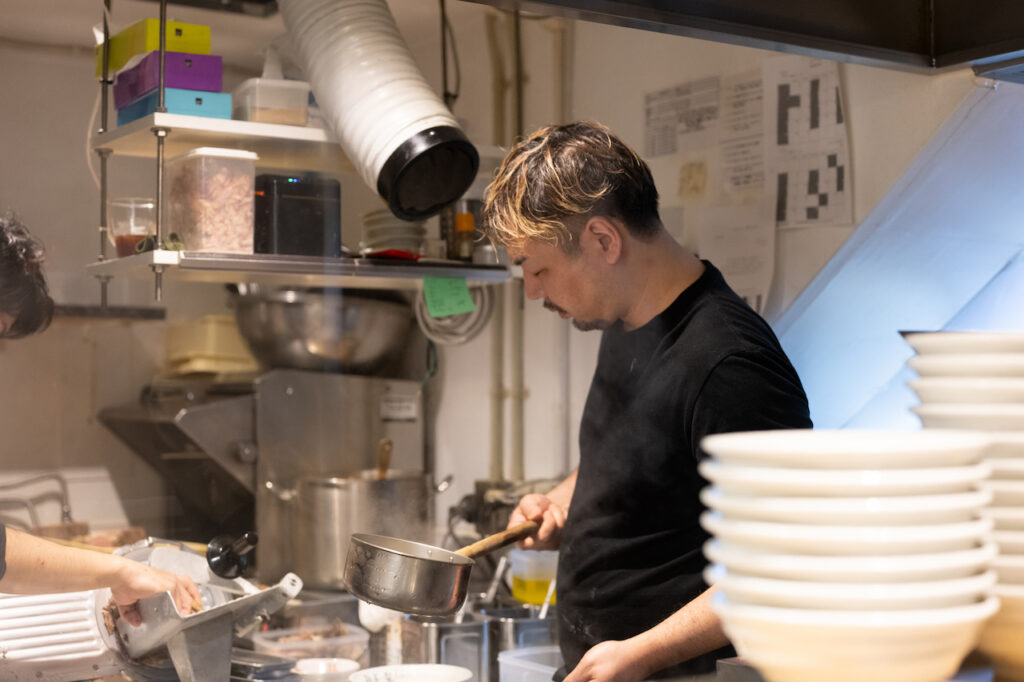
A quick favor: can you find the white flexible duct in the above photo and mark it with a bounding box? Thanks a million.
[279,0,478,219]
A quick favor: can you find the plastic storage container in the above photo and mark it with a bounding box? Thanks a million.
[497,645,563,682]
[95,18,211,77]
[108,197,155,257]
[116,87,231,126]
[113,51,223,108]
[166,314,258,375]
[233,78,312,126]
[508,550,558,605]
[251,622,370,666]
[166,147,258,253]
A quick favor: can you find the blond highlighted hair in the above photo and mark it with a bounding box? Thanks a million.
[482,121,660,251]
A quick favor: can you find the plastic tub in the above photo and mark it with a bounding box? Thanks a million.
[251,622,370,666]
[349,664,473,682]
[166,147,258,253]
[293,657,361,681]
[234,78,312,126]
[498,645,563,682]
[166,314,258,375]
[508,550,557,605]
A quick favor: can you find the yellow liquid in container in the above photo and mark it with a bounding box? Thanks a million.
[512,577,557,605]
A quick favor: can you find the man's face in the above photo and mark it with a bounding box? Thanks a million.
[510,240,611,331]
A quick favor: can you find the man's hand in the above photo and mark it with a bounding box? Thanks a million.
[509,493,566,550]
[111,562,202,627]
[563,639,653,682]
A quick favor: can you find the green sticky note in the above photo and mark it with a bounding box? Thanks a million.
[423,277,476,318]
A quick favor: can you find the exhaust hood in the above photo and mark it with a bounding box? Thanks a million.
[468,0,1024,81]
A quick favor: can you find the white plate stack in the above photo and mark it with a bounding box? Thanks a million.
[700,429,998,682]
[906,331,1024,679]
[359,208,426,254]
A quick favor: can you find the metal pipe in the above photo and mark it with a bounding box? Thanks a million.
[509,12,526,481]
[489,284,505,481]
[513,10,524,140]
[97,0,112,306]
[152,0,169,302]
[158,0,167,112]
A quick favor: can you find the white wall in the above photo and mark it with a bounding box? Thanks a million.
[0,3,987,534]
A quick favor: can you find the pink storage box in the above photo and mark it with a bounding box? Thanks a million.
[114,51,222,109]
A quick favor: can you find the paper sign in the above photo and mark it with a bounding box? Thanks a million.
[423,277,476,317]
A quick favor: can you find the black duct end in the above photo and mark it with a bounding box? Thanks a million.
[377,126,480,221]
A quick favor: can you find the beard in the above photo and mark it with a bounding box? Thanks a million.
[544,300,608,332]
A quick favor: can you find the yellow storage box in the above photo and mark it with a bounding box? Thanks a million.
[96,18,211,78]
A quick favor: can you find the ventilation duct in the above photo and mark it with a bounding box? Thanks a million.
[279,0,478,220]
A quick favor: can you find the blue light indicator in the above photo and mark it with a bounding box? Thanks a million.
[287,177,299,183]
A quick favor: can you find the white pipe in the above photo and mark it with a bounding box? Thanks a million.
[490,284,506,481]
[279,0,477,219]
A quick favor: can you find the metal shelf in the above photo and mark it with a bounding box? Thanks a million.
[90,113,355,174]
[86,250,509,290]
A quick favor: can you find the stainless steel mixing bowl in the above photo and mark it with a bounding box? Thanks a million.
[232,288,413,373]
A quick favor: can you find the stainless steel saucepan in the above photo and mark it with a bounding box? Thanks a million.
[344,520,540,617]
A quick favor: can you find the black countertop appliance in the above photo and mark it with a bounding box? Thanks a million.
[255,173,342,257]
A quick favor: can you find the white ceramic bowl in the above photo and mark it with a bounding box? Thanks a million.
[698,460,990,497]
[348,665,472,682]
[714,594,999,682]
[979,479,1024,505]
[989,455,1024,478]
[981,506,1024,530]
[903,331,1024,355]
[995,555,1024,584]
[700,512,992,555]
[908,353,1024,377]
[913,403,1024,431]
[910,377,1024,404]
[704,539,998,583]
[994,530,1024,554]
[978,586,1024,680]
[700,429,989,469]
[704,563,996,610]
[700,486,991,525]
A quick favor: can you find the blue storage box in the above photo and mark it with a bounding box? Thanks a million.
[117,88,231,126]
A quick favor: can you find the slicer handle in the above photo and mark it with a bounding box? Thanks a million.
[207,532,259,579]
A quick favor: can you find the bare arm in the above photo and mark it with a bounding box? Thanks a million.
[564,585,728,682]
[1,527,202,626]
[507,469,578,550]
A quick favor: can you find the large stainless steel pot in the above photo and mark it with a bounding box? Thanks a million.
[290,470,434,590]
[233,288,413,373]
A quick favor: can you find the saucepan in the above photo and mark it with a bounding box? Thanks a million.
[344,520,540,617]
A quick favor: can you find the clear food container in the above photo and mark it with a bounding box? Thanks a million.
[233,77,312,126]
[508,550,558,605]
[251,622,370,665]
[108,197,155,257]
[166,147,258,253]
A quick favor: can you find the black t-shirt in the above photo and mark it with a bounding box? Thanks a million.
[556,261,812,679]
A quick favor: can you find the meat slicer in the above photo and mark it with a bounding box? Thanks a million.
[0,537,302,681]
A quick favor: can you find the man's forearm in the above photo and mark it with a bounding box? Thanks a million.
[630,586,729,675]
[547,469,577,511]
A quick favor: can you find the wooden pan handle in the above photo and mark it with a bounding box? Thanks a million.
[454,520,541,559]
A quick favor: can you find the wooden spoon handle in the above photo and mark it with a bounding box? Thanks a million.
[454,520,541,558]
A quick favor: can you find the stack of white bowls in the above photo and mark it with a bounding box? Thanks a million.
[700,429,998,682]
[359,208,426,254]
[906,331,1024,680]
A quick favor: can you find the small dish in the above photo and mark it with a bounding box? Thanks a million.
[704,539,998,582]
[913,403,1024,431]
[698,460,990,497]
[700,429,989,469]
[908,353,1024,377]
[700,486,991,525]
[902,331,1024,355]
[909,377,1024,404]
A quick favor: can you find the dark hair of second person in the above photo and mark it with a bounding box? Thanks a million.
[0,213,55,339]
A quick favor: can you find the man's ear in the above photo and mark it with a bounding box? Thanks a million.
[583,216,623,264]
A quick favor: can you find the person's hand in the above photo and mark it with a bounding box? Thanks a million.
[563,639,653,682]
[111,560,202,627]
[508,493,565,550]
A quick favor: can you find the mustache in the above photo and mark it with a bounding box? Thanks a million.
[543,300,567,315]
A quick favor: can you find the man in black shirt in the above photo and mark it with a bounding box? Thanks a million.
[482,122,811,681]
